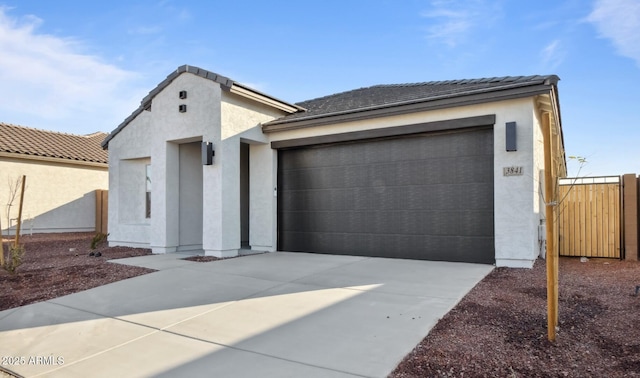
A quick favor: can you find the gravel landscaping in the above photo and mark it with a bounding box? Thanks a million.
[0,232,153,311]
[391,256,640,377]
[1,233,639,377]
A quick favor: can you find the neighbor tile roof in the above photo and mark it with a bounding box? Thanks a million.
[0,123,108,164]
[266,75,559,125]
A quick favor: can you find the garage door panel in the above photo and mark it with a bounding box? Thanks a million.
[280,231,494,264]
[282,209,474,237]
[457,183,493,210]
[278,128,494,263]
[455,157,493,182]
[459,210,494,236]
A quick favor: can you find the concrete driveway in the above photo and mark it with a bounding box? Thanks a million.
[0,252,493,377]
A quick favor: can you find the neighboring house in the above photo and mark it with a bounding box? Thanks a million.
[102,65,566,268]
[0,123,108,235]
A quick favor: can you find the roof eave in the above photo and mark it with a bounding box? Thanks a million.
[535,87,566,176]
[263,83,555,133]
[229,83,305,113]
[102,65,301,149]
[0,151,108,168]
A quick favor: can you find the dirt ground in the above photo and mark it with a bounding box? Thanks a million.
[391,256,640,377]
[0,232,154,311]
[1,233,639,377]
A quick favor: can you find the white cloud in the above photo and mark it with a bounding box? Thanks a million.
[0,7,143,134]
[587,0,640,66]
[540,39,566,71]
[177,9,191,22]
[421,0,503,48]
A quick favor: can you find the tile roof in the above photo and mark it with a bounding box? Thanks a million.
[266,75,559,126]
[0,123,108,165]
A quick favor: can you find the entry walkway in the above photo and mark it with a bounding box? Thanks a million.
[0,252,493,377]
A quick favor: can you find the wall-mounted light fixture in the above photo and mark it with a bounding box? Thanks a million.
[179,104,187,113]
[506,122,517,151]
[202,141,215,165]
[179,90,187,99]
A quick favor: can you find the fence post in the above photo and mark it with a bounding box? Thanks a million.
[623,174,638,261]
[95,190,108,234]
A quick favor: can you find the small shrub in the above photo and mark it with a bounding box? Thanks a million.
[90,233,108,250]
[3,244,25,274]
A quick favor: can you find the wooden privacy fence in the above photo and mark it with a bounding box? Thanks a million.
[95,189,108,234]
[557,177,621,258]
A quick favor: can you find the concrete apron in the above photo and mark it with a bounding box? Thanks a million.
[0,252,493,378]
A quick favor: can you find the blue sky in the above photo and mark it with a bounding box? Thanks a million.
[0,0,638,176]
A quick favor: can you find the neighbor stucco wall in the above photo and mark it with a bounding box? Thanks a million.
[268,98,542,268]
[0,156,107,235]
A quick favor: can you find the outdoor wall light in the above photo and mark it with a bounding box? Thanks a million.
[179,104,187,113]
[506,122,517,151]
[202,141,215,165]
[179,90,187,99]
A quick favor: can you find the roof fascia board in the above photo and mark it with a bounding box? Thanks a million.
[103,65,300,149]
[101,106,145,149]
[271,114,496,149]
[546,88,567,175]
[0,151,108,168]
[263,84,552,133]
[535,91,566,176]
[228,84,302,113]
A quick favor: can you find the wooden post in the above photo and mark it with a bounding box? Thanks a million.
[95,190,109,234]
[543,113,558,341]
[13,175,26,247]
[623,174,638,260]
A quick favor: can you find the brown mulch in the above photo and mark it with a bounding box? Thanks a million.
[391,257,640,378]
[0,232,154,311]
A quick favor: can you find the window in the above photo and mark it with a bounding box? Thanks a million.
[145,165,151,218]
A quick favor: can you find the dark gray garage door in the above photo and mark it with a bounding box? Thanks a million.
[277,128,494,264]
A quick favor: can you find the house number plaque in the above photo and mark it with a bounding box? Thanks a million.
[503,166,523,176]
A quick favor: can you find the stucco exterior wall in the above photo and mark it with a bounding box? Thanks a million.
[268,98,542,267]
[492,101,542,268]
[108,71,551,267]
[106,107,152,248]
[533,108,547,258]
[107,73,286,256]
[0,157,107,235]
[108,73,221,252]
[219,91,287,254]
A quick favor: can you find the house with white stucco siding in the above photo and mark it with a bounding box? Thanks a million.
[0,123,108,235]
[102,65,566,268]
